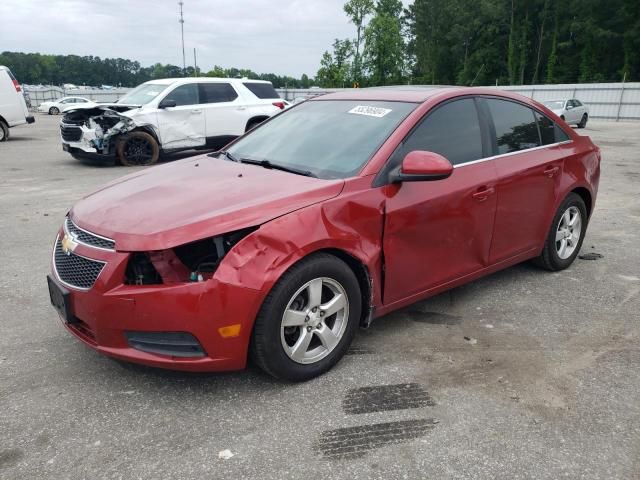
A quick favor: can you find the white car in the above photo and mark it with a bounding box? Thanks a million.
[38,97,95,115]
[543,99,589,128]
[0,65,34,141]
[60,77,285,166]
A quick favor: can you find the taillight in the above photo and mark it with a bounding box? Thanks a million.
[272,101,285,110]
[12,79,21,92]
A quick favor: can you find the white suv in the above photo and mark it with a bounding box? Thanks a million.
[60,77,285,165]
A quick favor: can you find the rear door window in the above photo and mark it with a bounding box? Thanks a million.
[400,98,484,166]
[199,83,238,104]
[535,112,570,144]
[243,82,280,99]
[487,99,541,154]
[164,84,199,106]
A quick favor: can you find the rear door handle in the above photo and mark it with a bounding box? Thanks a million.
[472,187,495,202]
[544,166,560,177]
[191,109,202,114]
[237,106,247,111]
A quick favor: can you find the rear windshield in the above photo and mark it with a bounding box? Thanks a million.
[227,100,416,179]
[243,82,280,99]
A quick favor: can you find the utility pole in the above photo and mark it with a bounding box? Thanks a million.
[179,1,186,76]
[193,48,197,77]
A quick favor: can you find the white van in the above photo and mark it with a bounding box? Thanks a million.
[0,66,34,141]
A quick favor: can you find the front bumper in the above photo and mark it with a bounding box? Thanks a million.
[63,144,116,165]
[49,232,265,372]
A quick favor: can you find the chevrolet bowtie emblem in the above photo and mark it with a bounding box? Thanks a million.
[61,233,78,255]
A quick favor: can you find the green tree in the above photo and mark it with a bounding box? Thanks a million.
[363,0,405,85]
[344,0,375,84]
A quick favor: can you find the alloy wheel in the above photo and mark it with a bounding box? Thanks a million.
[280,277,349,364]
[555,206,582,259]
[123,137,154,165]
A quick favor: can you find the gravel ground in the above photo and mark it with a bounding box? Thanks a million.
[1,114,639,479]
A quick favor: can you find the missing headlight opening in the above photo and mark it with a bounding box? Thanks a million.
[124,227,257,286]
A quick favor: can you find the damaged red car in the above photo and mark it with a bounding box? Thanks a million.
[48,87,600,381]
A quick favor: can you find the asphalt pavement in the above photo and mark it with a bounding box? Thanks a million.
[1,114,639,479]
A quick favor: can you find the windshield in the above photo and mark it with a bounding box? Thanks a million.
[226,100,416,179]
[118,83,167,105]
[544,100,565,109]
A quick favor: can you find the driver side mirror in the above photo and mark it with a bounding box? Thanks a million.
[389,151,454,183]
[159,99,177,109]
[566,104,573,110]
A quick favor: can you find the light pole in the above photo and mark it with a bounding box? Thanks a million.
[179,1,186,76]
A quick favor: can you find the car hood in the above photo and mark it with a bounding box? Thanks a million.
[550,109,564,116]
[70,156,345,251]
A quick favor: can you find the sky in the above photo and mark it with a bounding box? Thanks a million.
[0,0,405,78]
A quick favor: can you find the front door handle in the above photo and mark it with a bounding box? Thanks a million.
[472,187,495,202]
[191,109,202,114]
[544,166,560,178]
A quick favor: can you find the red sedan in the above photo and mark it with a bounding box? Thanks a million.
[48,87,600,381]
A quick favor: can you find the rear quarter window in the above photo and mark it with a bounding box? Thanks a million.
[243,82,280,99]
[536,112,570,144]
[199,83,238,103]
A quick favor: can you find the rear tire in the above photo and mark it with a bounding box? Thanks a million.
[116,131,160,166]
[0,120,8,142]
[250,253,361,381]
[578,113,588,129]
[49,107,59,115]
[534,193,588,271]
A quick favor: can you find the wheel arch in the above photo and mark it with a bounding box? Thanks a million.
[571,186,593,218]
[245,116,269,132]
[309,248,374,328]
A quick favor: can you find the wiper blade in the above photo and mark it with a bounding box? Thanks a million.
[223,150,240,162]
[239,158,316,178]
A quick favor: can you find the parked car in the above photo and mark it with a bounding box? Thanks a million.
[47,87,600,380]
[543,99,589,128]
[0,65,35,141]
[38,96,95,115]
[59,77,285,166]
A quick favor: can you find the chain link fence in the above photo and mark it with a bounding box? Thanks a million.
[277,82,640,121]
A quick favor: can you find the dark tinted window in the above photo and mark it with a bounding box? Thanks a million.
[573,99,583,107]
[401,98,483,165]
[199,83,238,103]
[487,99,540,154]
[243,82,280,99]
[164,84,199,106]
[536,112,570,144]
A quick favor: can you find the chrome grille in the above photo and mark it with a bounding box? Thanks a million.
[60,124,82,142]
[54,239,105,290]
[65,217,115,250]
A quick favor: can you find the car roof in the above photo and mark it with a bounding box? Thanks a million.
[314,86,547,107]
[144,77,272,86]
[316,86,454,103]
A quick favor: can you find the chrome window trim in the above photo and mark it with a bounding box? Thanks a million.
[64,217,116,252]
[52,235,107,292]
[453,140,573,169]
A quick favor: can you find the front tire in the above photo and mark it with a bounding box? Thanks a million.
[0,120,8,142]
[49,107,59,115]
[534,193,588,271]
[116,131,160,166]
[250,253,361,381]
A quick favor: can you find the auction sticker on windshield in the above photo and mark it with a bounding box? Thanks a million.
[348,105,392,118]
